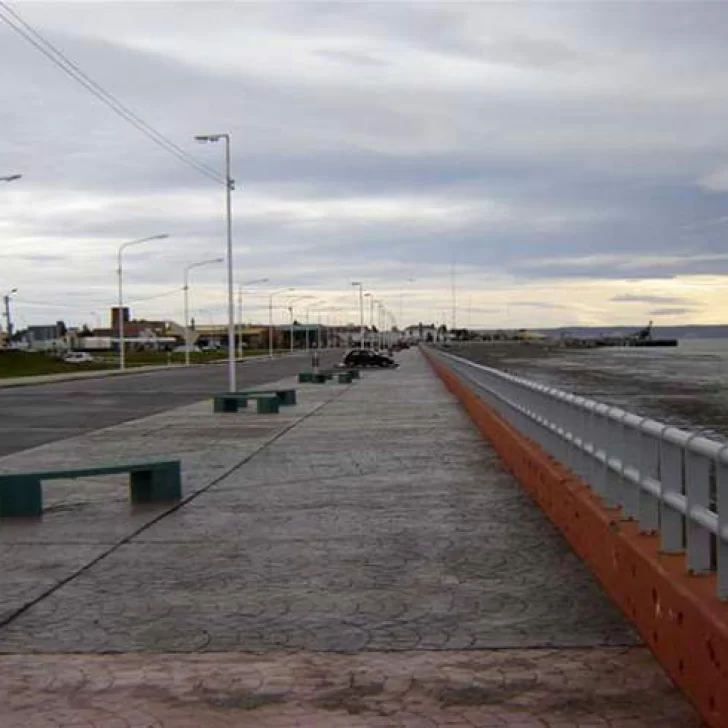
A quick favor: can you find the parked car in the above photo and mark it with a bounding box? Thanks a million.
[173,345,201,353]
[341,349,397,368]
[63,352,95,364]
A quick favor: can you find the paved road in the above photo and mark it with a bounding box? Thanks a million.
[0,351,342,457]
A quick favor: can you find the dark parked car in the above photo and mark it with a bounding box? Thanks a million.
[341,349,397,368]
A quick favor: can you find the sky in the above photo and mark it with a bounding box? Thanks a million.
[2,1,728,331]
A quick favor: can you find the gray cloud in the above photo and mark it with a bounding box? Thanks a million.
[314,48,389,67]
[509,302,568,309]
[648,308,698,317]
[611,294,696,305]
[3,3,728,327]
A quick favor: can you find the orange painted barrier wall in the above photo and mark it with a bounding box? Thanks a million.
[424,350,728,728]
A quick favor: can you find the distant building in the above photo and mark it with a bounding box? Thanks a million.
[18,322,69,351]
[404,324,437,342]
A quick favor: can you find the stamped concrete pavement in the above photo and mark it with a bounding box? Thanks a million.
[0,350,703,726]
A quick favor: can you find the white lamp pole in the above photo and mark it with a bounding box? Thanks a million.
[364,292,375,349]
[237,277,269,358]
[377,302,385,349]
[286,295,313,354]
[117,234,169,371]
[351,281,364,349]
[2,288,18,340]
[304,299,323,353]
[195,133,236,392]
[400,277,415,330]
[268,287,294,359]
[183,257,223,367]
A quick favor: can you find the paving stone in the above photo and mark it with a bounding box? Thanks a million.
[0,351,703,725]
[0,648,702,727]
[0,354,635,652]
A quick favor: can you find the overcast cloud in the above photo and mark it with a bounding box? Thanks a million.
[2,2,728,330]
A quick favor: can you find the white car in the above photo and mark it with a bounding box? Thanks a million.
[64,352,95,364]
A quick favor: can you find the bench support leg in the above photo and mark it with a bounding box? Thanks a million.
[277,390,297,406]
[130,463,182,503]
[214,397,241,413]
[256,397,280,414]
[0,476,43,517]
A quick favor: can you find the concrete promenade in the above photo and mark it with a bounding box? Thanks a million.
[0,350,702,726]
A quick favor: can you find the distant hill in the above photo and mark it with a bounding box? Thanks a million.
[534,325,728,340]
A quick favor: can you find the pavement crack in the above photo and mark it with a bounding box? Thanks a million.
[0,383,352,634]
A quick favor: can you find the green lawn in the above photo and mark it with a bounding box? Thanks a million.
[0,351,114,379]
[0,349,276,379]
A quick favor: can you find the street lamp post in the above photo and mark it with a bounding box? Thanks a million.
[237,277,269,358]
[317,310,323,350]
[2,288,18,339]
[400,277,415,330]
[286,295,313,354]
[184,257,223,367]
[195,133,236,392]
[351,282,364,349]
[364,292,375,349]
[304,299,323,353]
[268,288,294,359]
[117,234,169,371]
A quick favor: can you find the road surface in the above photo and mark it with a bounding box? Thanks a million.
[0,351,342,458]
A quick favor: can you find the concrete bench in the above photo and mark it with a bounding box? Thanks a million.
[299,371,327,384]
[299,370,358,384]
[239,388,296,406]
[214,392,279,414]
[0,459,182,518]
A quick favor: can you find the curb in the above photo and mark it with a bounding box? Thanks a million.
[423,348,728,728]
[0,353,297,390]
[0,363,198,390]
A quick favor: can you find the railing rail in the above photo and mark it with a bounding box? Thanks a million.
[429,346,728,599]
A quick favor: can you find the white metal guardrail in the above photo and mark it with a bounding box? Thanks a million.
[430,347,728,600]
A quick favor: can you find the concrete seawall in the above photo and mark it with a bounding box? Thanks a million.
[423,347,728,728]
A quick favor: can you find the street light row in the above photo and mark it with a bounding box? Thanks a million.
[7,162,408,376]
[119,241,393,369]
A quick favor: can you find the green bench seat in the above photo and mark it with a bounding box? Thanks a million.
[298,371,327,384]
[299,369,359,384]
[238,388,296,406]
[0,459,182,518]
[214,392,279,414]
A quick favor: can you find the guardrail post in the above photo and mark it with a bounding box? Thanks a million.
[589,403,608,499]
[685,433,711,575]
[621,416,645,520]
[659,428,685,555]
[571,396,591,481]
[602,407,624,510]
[718,448,728,600]
[638,423,660,533]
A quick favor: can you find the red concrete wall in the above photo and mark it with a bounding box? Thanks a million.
[424,350,728,728]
